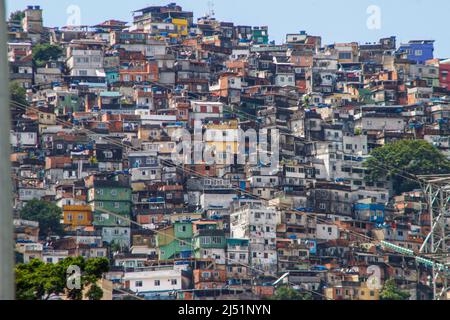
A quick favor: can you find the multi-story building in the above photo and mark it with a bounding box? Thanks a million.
[230,202,280,275]
[86,174,132,246]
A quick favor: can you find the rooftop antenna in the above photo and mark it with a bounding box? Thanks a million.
[206,0,215,19]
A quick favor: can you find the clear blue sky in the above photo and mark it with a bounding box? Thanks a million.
[6,0,450,58]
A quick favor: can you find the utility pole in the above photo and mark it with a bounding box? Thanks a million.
[0,0,15,300]
[418,175,450,300]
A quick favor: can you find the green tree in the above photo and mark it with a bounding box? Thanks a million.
[86,284,104,300]
[84,257,110,278]
[15,259,66,300]
[380,279,411,300]
[19,199,64,239]
[365,140,450,195]
[15,257,110,300]
[301,94,311,109]
[272,286,314,300]
[9,10,25,22]
[10,81,28,106]
[110,241,122,253]
[32,44,63,68]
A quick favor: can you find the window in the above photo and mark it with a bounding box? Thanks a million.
[339,52,352,60]
[135,281,143,288]
[104,151,113,159]
[213,235,225,245]
[154,280,160,286]
[171,279,177,285]
[299,251,307,257]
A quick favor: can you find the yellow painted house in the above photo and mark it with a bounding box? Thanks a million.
[171,18,188,37]
[205,120,239,155]
[358,282,380,301]
[63,205,93,227]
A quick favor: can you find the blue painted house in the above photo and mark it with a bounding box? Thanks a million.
[398,40,435,64]
[354,203,385,224]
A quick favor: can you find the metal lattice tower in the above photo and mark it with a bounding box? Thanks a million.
[419,175,450,300]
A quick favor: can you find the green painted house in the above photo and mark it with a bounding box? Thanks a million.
[193,228,226,264]
[52,91,82,115]
[86,175,132,228]
[252,26,269,45]
[157,221,193,260]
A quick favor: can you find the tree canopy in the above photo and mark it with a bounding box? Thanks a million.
[365,140,450,195]
[15,257,110,300]
[32,44,63,68]
[9,10,25,22]
[19,199,64,239]
[10,81,28,106]
[380,279,411,300]
[272,286,313,300]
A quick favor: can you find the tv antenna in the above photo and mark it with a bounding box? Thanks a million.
[206,0,215,18]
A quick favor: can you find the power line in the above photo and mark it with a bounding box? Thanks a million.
[10,75,448,296]
[11,100,445,271]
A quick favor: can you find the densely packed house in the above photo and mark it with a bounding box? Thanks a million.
[9,3,450,300]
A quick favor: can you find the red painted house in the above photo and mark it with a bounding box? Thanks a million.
[439,59,450,90]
